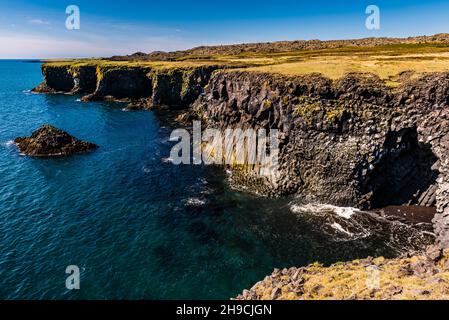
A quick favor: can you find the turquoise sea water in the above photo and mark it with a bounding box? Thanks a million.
[0,60,433,299]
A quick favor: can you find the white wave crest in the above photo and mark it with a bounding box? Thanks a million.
[330,222,354,236]
[161,157,174,163]
[290,203,360,219]
[2,140,15,147]
[184,198,205,206]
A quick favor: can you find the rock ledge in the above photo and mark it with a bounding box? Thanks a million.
[236,246,449,300]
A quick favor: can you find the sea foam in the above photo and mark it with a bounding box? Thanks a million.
[290,203,360,219]
[2,140,15,147]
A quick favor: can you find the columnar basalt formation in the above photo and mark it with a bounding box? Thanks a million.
[150,66,218,108]
[188,71,449,246]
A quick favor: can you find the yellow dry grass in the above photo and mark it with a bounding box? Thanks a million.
[248,252,449,300]
[244,53,449,82]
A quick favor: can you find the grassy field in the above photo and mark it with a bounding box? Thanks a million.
[241,44,449,85]
[45,43,449,86]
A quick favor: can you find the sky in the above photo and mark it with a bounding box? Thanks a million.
[1,0,449,59]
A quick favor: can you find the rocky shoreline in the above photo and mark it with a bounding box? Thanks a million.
[32,58,449,298]
[33,62,449,245]
[236,245,449,300]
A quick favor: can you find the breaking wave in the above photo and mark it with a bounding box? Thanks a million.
[1,140,14,148]
[289,202,435,252]
[183,197,206,207]
[161,157,174,163]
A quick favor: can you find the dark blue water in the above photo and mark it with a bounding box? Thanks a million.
[0,60,433,299]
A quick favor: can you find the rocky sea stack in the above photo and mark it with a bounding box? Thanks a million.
[14,125,98,157]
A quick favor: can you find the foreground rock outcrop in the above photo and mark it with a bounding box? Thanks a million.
[236,245,449,300]
[14,125,98,157]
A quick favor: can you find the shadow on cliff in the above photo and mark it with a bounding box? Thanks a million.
[362,126,439,209]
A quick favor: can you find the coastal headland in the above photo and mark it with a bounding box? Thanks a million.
[32,34,449,299]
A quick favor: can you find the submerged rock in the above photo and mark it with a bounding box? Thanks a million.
[123,98,154,111]
[31,81,57,94]
[14,125,98,157]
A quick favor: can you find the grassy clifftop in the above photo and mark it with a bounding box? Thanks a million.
[45,37,449,87]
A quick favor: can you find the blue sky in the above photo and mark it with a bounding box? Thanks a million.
[1,0,449,58]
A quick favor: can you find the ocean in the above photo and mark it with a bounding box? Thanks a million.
[0,60,433,299]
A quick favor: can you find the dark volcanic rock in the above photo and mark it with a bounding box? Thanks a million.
[35,64,220,109]
[89,67,152,100]
[186,71,449,246]
[71,65,97,94]
[123,98,154,111]
[14,125,98,157]
[32,65,74,93]
[31,81,57,94]
[236,248,449,300]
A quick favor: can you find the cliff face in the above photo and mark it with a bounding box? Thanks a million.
[84,66,153,100]
[33,63,449,247]
[189,71,449,247]
[33,65,75,93]
[33,63,219,108]
[150,66,218,107]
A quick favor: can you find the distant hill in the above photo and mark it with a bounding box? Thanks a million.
[109,33,449,61]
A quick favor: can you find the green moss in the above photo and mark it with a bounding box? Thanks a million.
[325,106,346,122]
[292,97,322,123]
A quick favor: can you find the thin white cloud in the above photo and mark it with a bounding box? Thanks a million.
[28,19,51,26]
[0,33,110,59]
[0,31,195,59]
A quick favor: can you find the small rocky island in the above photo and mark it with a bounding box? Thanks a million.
[14,125,98,157]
